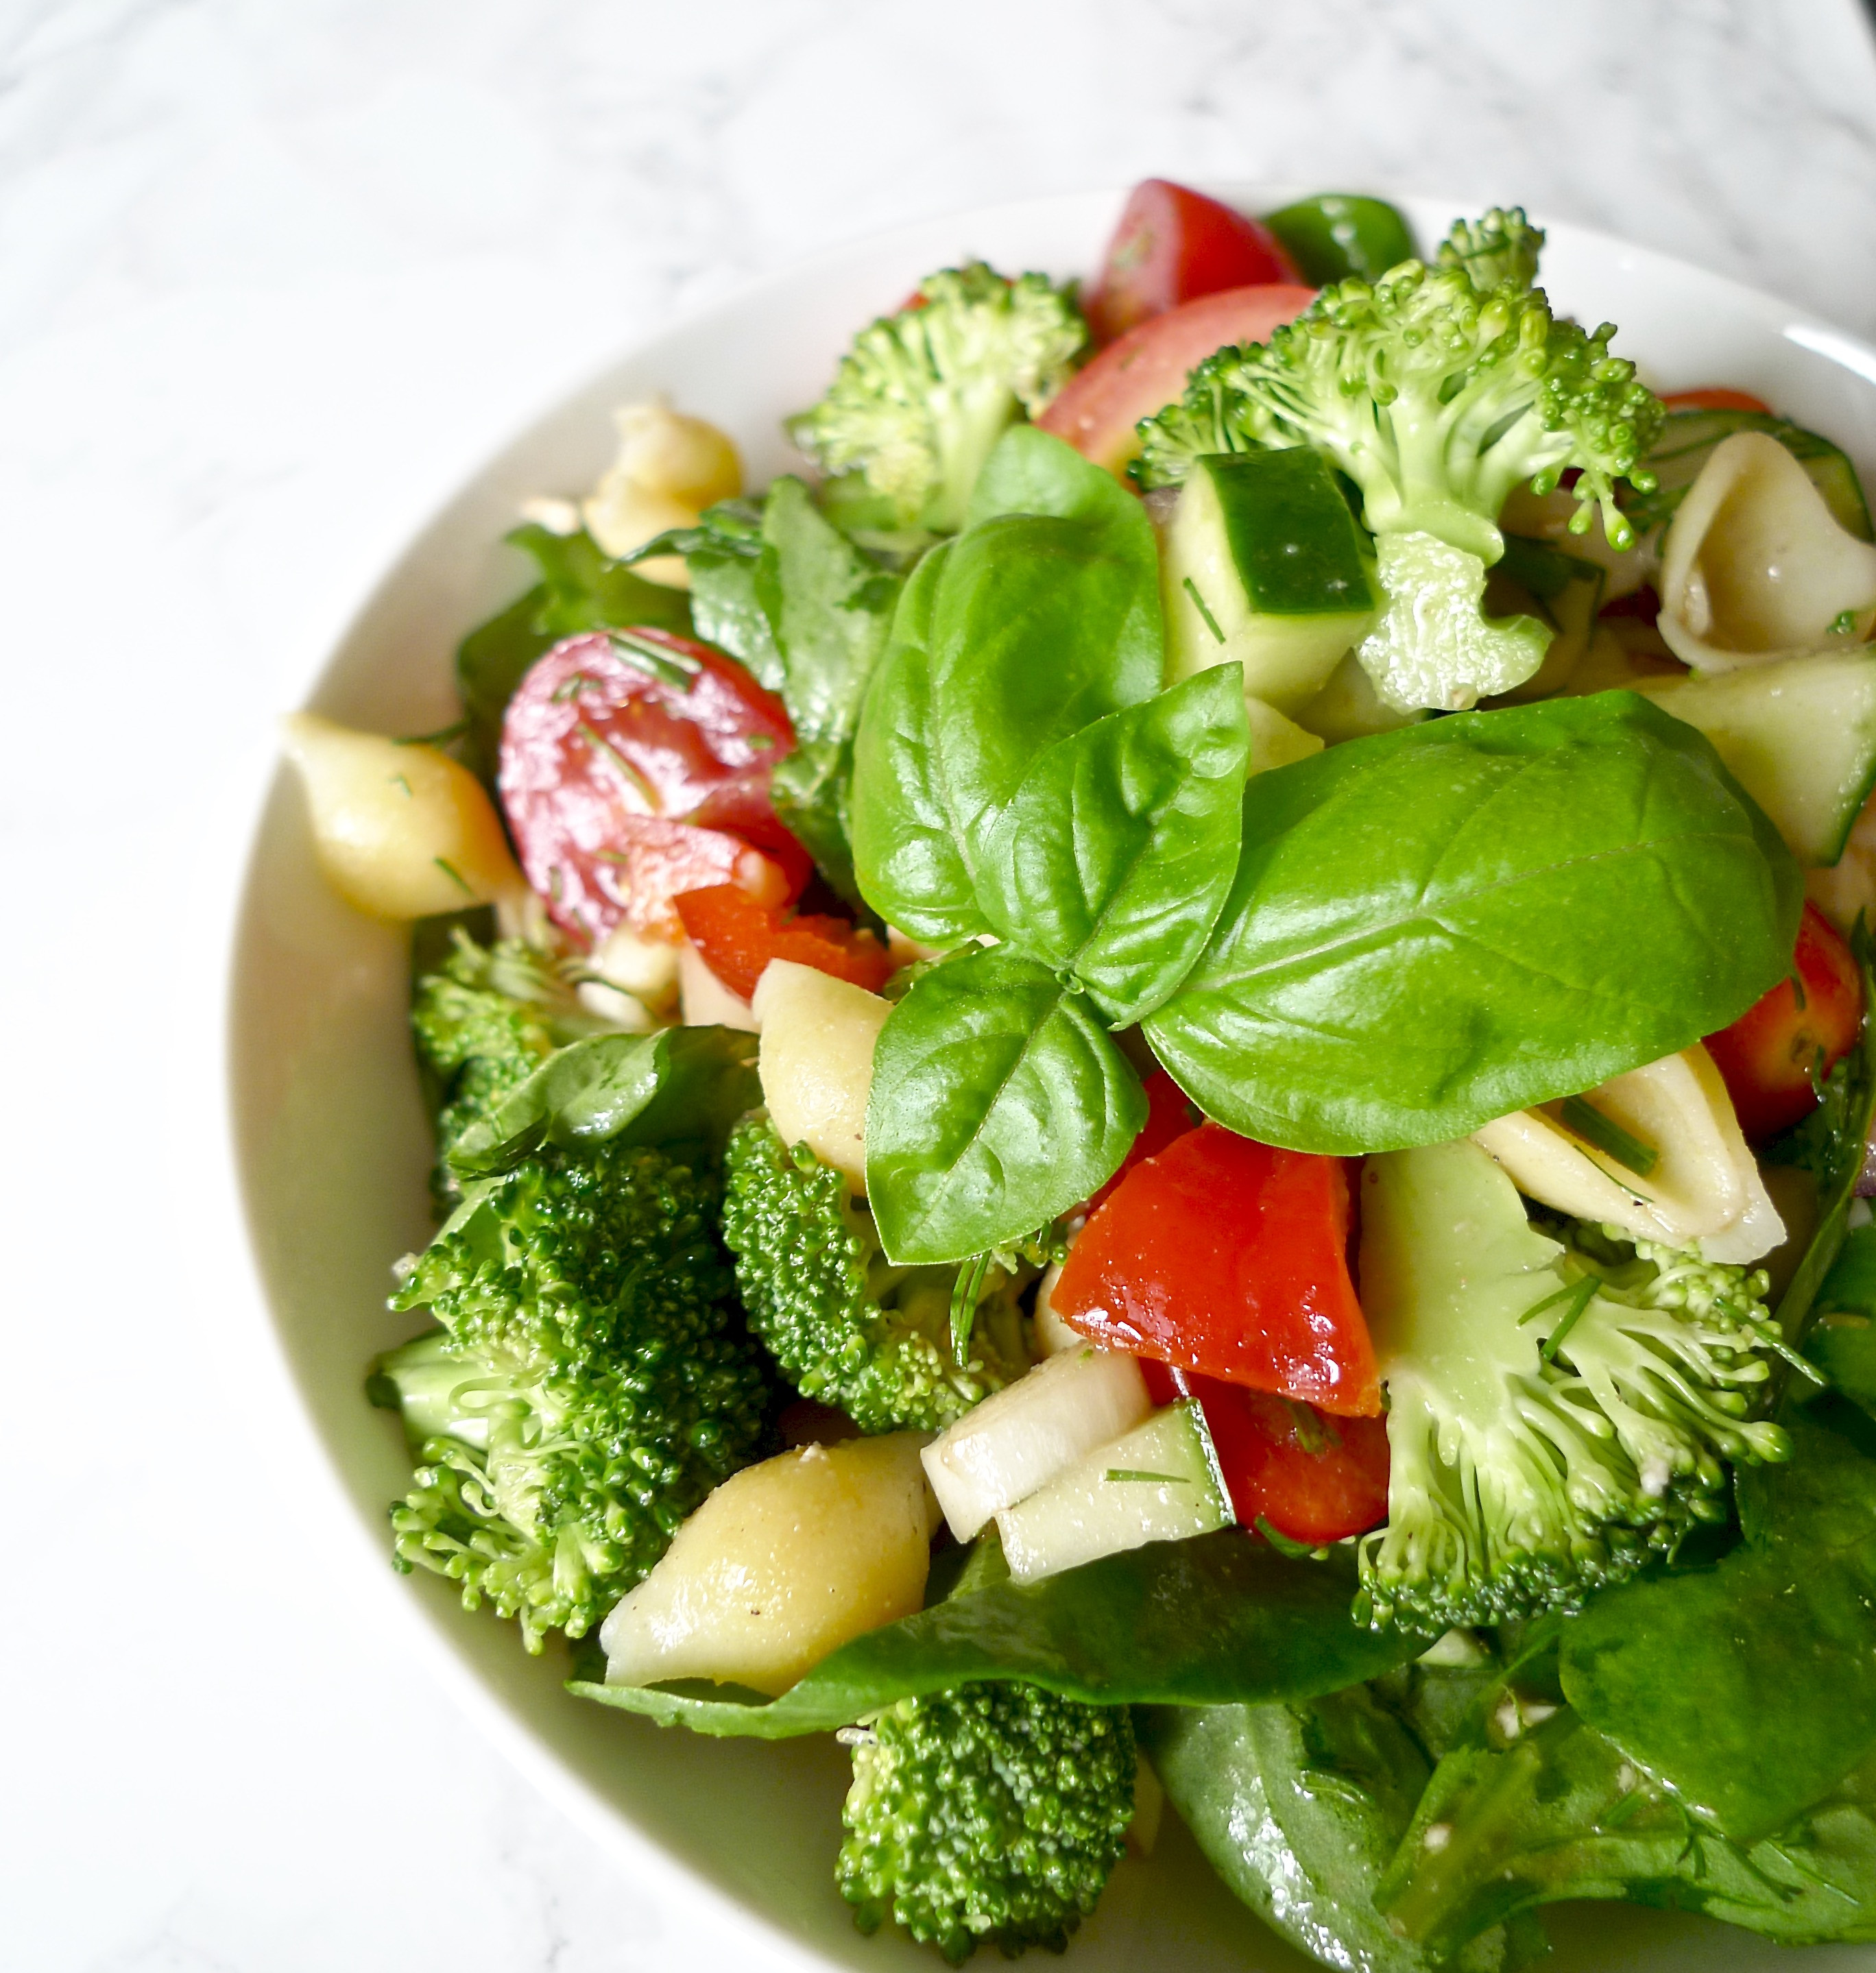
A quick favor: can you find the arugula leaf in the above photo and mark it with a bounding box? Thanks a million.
[864,947,1146,1265]
[1556,1408,1876,1845]
[448,1026,758,1177]
[978,666,1250,1026]
[634,498,775,676]
[1146,1693,1537,1973]
[455,524,693,781]
[1144,692,1803,1154]
[569,1532,1427,1735]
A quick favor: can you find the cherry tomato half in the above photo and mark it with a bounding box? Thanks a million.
[499,629,810,943]
[1705,902,1863,1140]
[1036,282,1316,479]
[1661,387,1773,415]
[1053,1122,1382,1416]
[1085,180,1300,344]
[674,882,893,1003]
[1141,1361,1389,1546]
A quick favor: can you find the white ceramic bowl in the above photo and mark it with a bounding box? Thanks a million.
[228,186,1876,1972]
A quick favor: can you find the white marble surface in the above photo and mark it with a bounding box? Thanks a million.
[5,2,1876,1969]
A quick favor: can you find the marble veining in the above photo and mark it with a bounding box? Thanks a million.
[3,2,1874,1969]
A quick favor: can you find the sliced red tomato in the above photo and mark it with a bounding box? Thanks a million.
[1087,1067,1200,1214]
[1704,902,1864,1140]
[1661,387,1772,415]
[499,629,810,944]
[674,882,893,1002]
[1036,284,1316,479]
[1053,1122,1382,1416]
[1141,1361,1389,1545]
[1085,180,1301,344]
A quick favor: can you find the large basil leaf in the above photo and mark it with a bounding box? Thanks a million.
[1557,1407,1876,1845]
[865,947,1146,1264]
[1145,1694,1532,1973]
[570,1532,1425,1735]
[848,542,987,942]
[448,1026,758,1177]
[849,428,1164,936]
[978,666,1249,1026]
[1145,693,1802,1155]
[455,524,692,779]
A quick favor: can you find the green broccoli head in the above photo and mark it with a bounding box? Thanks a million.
[1434,204,1546,293]
[1357,1140,1790,1635]
[412,931,607,1198]
[720,1117,1032,1434]
[372,1137,773,1650]
[788,262,1088,533]
[837,1682,1136,1963]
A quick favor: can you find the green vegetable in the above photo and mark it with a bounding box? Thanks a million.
[1809,1226,1876,1408]
[789,262,1089,532]
[838,1682,1135,1963]
[570,1531,1429,1734]
[1356,1138,1789,1632]
[865,947,1146,1266]
[1144,693,1802,1154]
[1144,1691,1536,1972]
[850,429,1164,943]
[977,666,1249,1025]
[719,1117,1031,1433]
[455,523,691,780]
[636,497,774,665]
[1624,404,1875,544]
[1262,192,1417,285]
[373,1133,771,1651]
[1135,211,1662,711]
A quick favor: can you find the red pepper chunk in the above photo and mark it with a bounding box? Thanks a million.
[1054,1123,1382,1417]
[675,882,893,1004]
[1141,1362,1389,1546]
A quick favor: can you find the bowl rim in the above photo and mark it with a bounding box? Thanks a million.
[219,176,1876,1971]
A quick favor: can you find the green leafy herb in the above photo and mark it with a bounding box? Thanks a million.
[570,1531,1429,1735]
[865,948,1145,1265]
[1253,1517,1323,1560]
[1557,1094,1657,1176]
[1144,692,1802,1154]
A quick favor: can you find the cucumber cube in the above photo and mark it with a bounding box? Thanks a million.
[1162,449,1382,714]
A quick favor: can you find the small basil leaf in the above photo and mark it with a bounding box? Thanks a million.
[865,948,1146,1265]
[965,421,1158,535]
[979,666,1250,1025]
[649,498,776,678]
[1145,692,1802,1154]
[449,1026,759,1177]
[849,541,989,942]
[569,1531,1424,1735]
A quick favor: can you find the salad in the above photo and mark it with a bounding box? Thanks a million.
[284,180,1876,1968]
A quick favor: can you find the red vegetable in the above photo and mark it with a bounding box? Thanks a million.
[1085,180,1300,344]
[1141,1361,1389,1546]
[673,882,893,1004]
[499,629,810,944]
[1704,902,1864,1140]
[1661,387,1772,415]
[1053,1122,1382,1417]
[1036,283,1315,479]
[1086,1067,1200,1214]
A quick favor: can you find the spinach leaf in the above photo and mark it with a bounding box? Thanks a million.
[1144,692,1802,1155]
[1145,1693,1531,1973]
[849,428,1164,937]
[1556,1409,1876,1845]
[864,947,1146,1265]
[456,524,693,780]
[978,666,1249,1026]
[569,1532,1426,1735]
[1809,1226,1876,1410]
[1379,1697,1876,1954]
[448,1026,758,1176]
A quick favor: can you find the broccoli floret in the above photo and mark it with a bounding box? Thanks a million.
[720,1117,1032,1433]
[1434,204,1546,292]
[837,1682,1136,1963]
[1133,219,1663,710]
[1357,1139,1790,1634]
[789,262,1088,533]
[412,932,606,1198]
[372,1137,771,1650]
